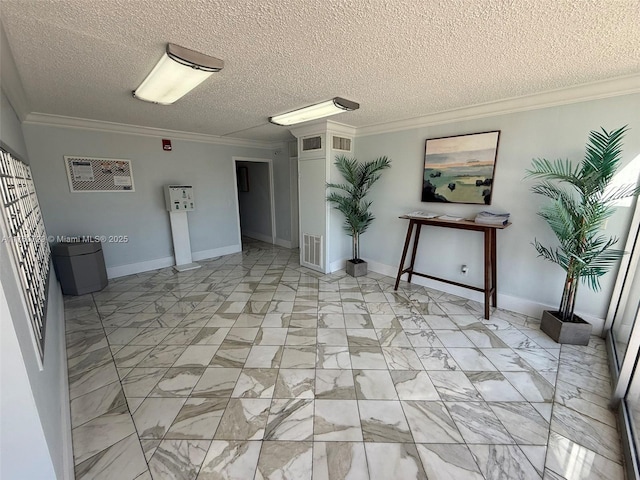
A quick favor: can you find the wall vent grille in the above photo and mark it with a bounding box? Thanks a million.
[302,136,322,151]
[302,233,323,268]
[332,136,352,151]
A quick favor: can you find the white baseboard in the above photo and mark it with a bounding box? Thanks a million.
[107,244,242,278]
[364,258,605,335]
[192,244,242,261]
[330,258,347,273]
[58,286,74,480]
[275,238,292,249]
[107,256,175,278]
[242,231,274,244]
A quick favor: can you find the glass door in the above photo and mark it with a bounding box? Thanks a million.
[612,272,640,365]
[626,362,640,476]
[605,181,640,480]
[606,183,640,479]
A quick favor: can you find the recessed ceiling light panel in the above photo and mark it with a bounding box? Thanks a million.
[269,97,359,126]
[133,44,224,105]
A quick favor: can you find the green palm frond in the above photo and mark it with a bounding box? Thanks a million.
[525,125,638,320]
[530,181,572,202]
[327,155,391,260]
[334,156,359,186]
[526,158,581,186]
[326,182,356,196]
[579,247,625,291]
[533,240,569,270]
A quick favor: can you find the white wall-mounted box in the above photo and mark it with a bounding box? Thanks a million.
[164,185,195,212]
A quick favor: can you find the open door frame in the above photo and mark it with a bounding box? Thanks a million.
[232,156,277,245]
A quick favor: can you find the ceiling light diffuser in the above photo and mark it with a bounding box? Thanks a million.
[269,97,360,126]
[133,44,224,105]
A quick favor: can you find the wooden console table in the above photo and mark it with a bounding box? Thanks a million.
[394,215,511,320]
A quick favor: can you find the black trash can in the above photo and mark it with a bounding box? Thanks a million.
[51,239,108,295]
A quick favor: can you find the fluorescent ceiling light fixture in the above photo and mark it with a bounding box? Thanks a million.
[133,44,223,105]
[269,97,359,126]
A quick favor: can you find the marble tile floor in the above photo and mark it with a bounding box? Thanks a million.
[64,239,625,479]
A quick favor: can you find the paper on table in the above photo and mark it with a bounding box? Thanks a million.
[406,211,439,218]
[438,215,464,221]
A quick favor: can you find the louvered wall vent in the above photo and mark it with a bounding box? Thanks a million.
[302,233,323,268]
[332,136,352,151]
[302,136,322,151]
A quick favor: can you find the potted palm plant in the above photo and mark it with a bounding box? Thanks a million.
[327,154,392,277]
[526,126,639,345]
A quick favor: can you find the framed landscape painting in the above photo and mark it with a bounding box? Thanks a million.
[421,130,500,204]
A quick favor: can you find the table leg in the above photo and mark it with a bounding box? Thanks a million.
[395,220,415,290]
[491,228,497,307]
[483,228,491,320]
[407,223,422,283]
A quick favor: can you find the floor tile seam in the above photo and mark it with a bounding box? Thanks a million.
[64,326,107,346]
[74,249,616,474]
[553,379,613,412]
[483,400,551,439]
[94,292,181,424]
[440,398,521,448]
[543,344,592,475]
[479,347,542,375]
[554,367,613,396]
[71,413,138,467]
[545,465,570,480]
[71,292,151,477]
[463,369,551,404]
[549,402,623,454]
[67,373,124,422]
[556,358,614,384]
[66,342,116,375]
[557,353,609,372]
[71,388,131,440]
[68,364,123,400]
[547,421,624,468]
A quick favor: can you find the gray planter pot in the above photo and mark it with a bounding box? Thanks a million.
[346,259,367,277]
[540,310,592,345]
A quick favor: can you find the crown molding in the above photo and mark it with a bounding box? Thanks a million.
[356,74,640,137]
[288,119,357,139]
[288,119,331,139]
[22,112,277,150]
[326,120,357,137]
[16,74,639,147]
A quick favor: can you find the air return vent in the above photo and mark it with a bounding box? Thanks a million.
[332,136,352,151]
[302,136,322,151]
[302,233,323,268]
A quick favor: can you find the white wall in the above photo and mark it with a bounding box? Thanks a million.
[289,145,300,249]
[21,123,280,277]
[1,90,28,157]
[353,93,640,328]
[298,154,328,270]
[237,160,272,242]
[272,145,293,247]
[0,90,71,479]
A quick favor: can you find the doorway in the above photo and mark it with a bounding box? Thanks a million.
[232,157,276,246]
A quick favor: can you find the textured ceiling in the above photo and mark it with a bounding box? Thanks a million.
[1,0,639,142]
